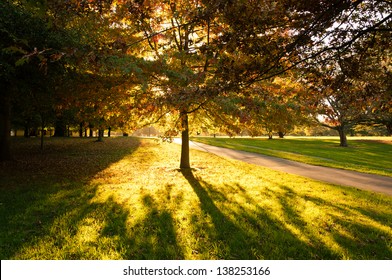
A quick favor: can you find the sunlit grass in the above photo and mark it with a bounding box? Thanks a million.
[192,136,392,177]
[0,137,391,259]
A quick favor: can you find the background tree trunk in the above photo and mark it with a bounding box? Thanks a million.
[180,111,190,169]
[89,124,94,137]
[385,122,392,136]
[0,93,12,161]
[40,116,45,151]
[79,122,84,138]
[24,125,30,138]
[97,129,104,142]
[53,118,66,137]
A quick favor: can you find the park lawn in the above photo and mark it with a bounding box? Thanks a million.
[191,136,392,177]
[0,137,391,260]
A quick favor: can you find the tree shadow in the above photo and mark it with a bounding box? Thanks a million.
[114,193,184,259]
[0,137,142,259]
[180,169,324,259]
[182,170,392,259]
[1,137,390,260]
[264,181,392,259]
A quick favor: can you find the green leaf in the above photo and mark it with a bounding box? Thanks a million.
[2,46,27,55]
[15,57,29,67]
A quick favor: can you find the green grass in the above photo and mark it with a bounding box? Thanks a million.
[191,136,392,177]
[0,137,391,260]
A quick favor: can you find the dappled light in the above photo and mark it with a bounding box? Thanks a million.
[2,138,390,260]
[1,0,391,265]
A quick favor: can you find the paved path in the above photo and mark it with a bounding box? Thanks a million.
[175,139,392,196]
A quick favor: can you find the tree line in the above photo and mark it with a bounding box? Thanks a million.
[1,0,391,167]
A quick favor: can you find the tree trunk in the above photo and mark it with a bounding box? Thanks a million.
[24,125,30,138]
[89,124,94,137]
[337,126,348,147]
[108,127,111,137]
[180,111,190,169]
[0,93,12,161]
[386,122,392,136]
[278,131,285,138]
[79,123,84,138]
[97,129,104,142]
[30,128,37,137]
[53,118,66,137]
[40,128,45,151]
[40,117,45,151]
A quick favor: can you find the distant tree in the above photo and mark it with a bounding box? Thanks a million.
[355,36,392,135]
[260,77,310,139]
[306,19,391,146]
[0,1,69,159]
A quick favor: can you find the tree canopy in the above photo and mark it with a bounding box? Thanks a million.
[1,0,391,165]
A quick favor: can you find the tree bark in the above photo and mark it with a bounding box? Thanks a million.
[40,128,45,151]
[79,122,84,138]
[97,129,104,142]
[0,93,12,161]
[53,117,66,137]
[40,117,45,151]
[89,124,94,137]
[337,126,348,147]
[385,122,392,136]
[180,111,190,169]
[24,125,30,138]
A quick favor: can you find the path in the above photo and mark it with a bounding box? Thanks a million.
[174,139,392,196]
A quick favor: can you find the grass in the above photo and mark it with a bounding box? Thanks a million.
[191,136,392,177]
[0,137,391,260]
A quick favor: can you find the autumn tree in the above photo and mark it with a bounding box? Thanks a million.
[353,34,392,135]
[310,71,360,146]
[2,0,390,163]
[305,5,392,146]
[238,77,310,139]
[115,0,390,168]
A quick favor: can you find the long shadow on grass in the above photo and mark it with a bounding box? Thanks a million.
[115,193,184,259]
[266,181,392,259]
[181,169,324,259]
[296,190,392,259]
[182,170,392,259]
[0,137,141,259]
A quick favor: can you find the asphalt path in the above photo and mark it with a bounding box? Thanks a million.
[174,139,392,196]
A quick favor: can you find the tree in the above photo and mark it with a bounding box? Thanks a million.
[115,0,390,168]
[306,17,391,146]
[2,0,390,163]
[1,0,141,158]
[245,77,310,138]
[0,1,67,159]
[353,34,392,135]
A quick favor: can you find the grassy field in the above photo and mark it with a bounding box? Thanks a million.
[0,137,391,260]
[191,136,392,177]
